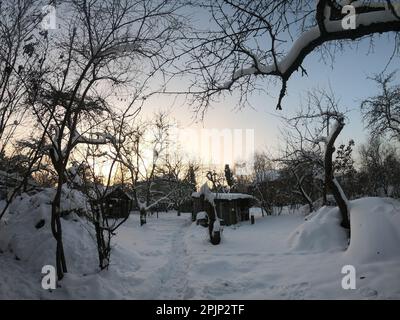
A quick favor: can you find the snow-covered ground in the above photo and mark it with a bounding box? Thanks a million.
[185,203,400,299]
[0,192,399,299]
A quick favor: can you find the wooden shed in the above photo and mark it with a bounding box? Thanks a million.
[192,191,256,226]
[101,186,134,219]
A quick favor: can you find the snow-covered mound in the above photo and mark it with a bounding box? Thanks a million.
[1,191,399,299]
[289,197,400,264]
[196,211,207,220]
[288,206,348,252]
[345,197,400,263]
[0,187,97,274]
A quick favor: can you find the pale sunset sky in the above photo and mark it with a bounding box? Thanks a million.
[138,33,399,166]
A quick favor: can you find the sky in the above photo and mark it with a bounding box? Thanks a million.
[138,32,399,168]
[12,2,398,176]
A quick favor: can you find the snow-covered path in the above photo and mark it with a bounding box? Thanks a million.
[157,216,193,299]
[183,213,312,299]
[181,208,400,300]
[1,206,399,299]
[108,212,194,300]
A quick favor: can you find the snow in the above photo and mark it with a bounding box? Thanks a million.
[345,197,400,263]
[196,211,207,220]
[5,186,88,215]
[0,201,190,299]
[184,201,400,299]
[0,190,93,273]
[192,191,254,201]
[288,206,348,253]
[211,219,221,235]
[333,177,349,205]
[195,183,221,225]
[196,183,215,204]
[0,192,399,299]
[222,6,400,90]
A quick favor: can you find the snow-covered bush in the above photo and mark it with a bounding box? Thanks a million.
[289,197,400,263]
[196,211,208,227]
[0,188,97,274]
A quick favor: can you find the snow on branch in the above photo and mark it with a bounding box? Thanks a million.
[72,130,116,147]
[220,2,400,110]
[138,190,175,212]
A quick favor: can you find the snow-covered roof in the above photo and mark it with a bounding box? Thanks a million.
[104,186,134,200]
[196,211,208,220]
[192,191,254,201]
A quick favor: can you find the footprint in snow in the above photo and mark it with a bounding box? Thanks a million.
[359,287,378,298]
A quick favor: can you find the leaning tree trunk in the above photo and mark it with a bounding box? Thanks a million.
[325,116,350,229]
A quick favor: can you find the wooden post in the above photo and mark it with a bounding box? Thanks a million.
[140,208,147,226]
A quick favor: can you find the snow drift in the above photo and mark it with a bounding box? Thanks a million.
[1,191,399,299]
[288,197,400,263]
[0,188,173,299]
[288,206,348,252]
[345,197,400,263]
[0,187,98,274]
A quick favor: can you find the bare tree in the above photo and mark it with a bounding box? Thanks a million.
[143,113,173,209]
[28,0,183,280]
[111,112,182,223]
[77,136,132,270]
[282,88,350,228]
[0,0,48,153]
[0,0,52,220]
[361,72,400,140]
[206,169,228,193]
[358,135,400,197]
[309,90,349,227]
[279,115,325,213]
[159,153,198,216]
[251,152,278,215]
[324,112,350,228]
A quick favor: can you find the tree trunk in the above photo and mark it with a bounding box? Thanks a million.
[325,117,350,229]
[205,200,220,245]
[93,204,106,269]
[140,207,147,226]
[322,183,327,206]
[51,180,67,280]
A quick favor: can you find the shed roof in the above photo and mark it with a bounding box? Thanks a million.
[191,191,254,201]
[104,186,134,200]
